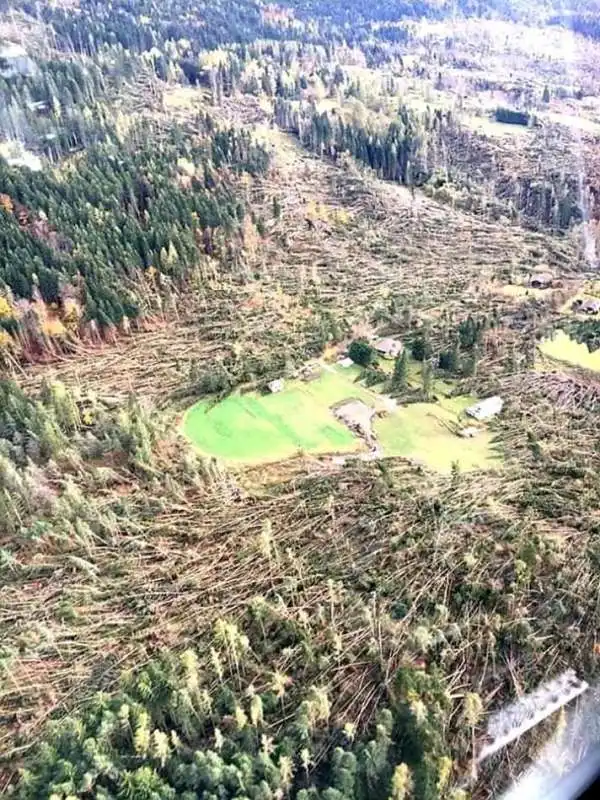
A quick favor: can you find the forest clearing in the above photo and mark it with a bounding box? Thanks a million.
[182,369,369,462]
[183,364,499,470]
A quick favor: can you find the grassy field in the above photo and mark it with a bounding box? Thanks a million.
[500,283,548,299]
[539,329,600,372]
[374,396,498,472]
[545,111,600,134]
[183,368,376,463]
[183,365,500,471]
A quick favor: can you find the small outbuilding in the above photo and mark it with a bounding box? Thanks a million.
[337,357,354,368]
[374,338,403,359]
[465,396,504,421]
[267,378,285,393]
[581,298,600,315]
[529,272,553,290]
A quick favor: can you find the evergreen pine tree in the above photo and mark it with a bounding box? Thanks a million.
[391,349,408,390]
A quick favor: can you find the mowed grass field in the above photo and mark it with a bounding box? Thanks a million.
[539,330,600,372]
[375,397,498,472]
[183,364,501,471]
[183,369,375,463]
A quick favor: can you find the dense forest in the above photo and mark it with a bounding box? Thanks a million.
[0,115,268,360]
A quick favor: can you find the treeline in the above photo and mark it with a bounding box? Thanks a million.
[201,40,405,105]
[31,0,417,63]
[550,11,600,42]
[0,118,269,355]
[31,0,341,61]
[9,0,571,75]
[37,0,268,54]
[22,0,542,76]
[276,0,446,24]
[276,99,450,186]
[35,0,410,88]
[276,0,546,24]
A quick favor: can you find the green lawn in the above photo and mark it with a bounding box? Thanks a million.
[183,365,500,472]
[182,369,374,463]
[539,330,600,373]
[374,400,498,472]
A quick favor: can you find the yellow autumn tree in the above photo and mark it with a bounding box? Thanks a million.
[0,193,13,215]
[0,296,13,319]
[0,329,12,351]
[0,297,17,356]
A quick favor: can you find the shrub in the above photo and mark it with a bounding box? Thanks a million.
[349,339,375,366]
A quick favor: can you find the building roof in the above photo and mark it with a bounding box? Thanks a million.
[529,271,553,286]
[0,42,27,59]
[581,298,600,313]
[374,337,402,354]
[465,396,504,420]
